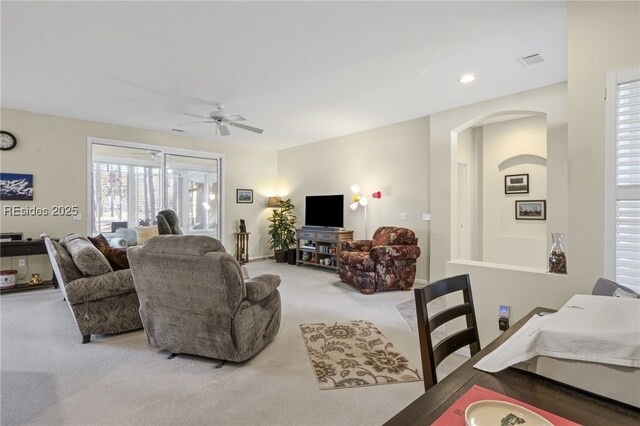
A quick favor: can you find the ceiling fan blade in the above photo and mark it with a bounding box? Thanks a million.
[218,123,231,136]
[224,115,246,122]
[176,120,214,126]
[183,112,210,119]
[230,122,264,134]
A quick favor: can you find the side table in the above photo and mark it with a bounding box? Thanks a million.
[0,239,58,294]
[234,232,250,264]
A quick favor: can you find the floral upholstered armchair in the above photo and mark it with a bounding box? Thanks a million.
[339,227,421,295]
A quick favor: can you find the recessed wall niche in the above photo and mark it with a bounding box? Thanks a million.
[451,111,567,270]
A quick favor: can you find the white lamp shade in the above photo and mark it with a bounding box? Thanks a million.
[359,197,368,206]
[350,184,360,194]
[350,202,359,211]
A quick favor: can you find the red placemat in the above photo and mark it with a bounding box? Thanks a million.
[432,384,581,425]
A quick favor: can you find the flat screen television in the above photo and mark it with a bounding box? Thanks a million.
[305,194,344,229]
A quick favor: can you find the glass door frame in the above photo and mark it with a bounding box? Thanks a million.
[163,153,221,237]
[87,137,224,238]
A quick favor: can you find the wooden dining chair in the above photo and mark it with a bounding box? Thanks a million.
[414,274,481,391]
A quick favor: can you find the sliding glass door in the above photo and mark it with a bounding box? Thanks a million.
[164,154,219,238]
[90,140,222,238]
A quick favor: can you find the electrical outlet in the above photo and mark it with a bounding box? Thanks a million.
[18,258,26,267]
[400,212,408,221]
[499,318,510,331]
[422,213,431,221]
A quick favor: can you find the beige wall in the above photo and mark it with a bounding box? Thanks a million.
[567,1,640,292]
[430,83,567,281]
[455,127,476,260]
[442,1,639,341]
[277,117,431,281]
[482,115,548,268]
[447,260,571,346]
[430,84,568,340]
[0,108,278,281]
[3,2,636,304]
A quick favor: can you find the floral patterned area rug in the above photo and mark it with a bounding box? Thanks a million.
[300,320,422,390]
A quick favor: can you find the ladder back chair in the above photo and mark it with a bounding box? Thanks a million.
[414,274,481,391]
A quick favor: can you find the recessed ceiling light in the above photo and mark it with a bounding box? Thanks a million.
[459,74,476,84]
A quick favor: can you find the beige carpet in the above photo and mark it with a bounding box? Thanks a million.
[394,296,446,339]
[1,261,466,425]
[300,320,421,389]
[394,299,419,332]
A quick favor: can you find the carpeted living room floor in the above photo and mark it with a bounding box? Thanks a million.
[1,261,465,426]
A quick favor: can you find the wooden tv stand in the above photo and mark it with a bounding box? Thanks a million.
[296,228,353,271]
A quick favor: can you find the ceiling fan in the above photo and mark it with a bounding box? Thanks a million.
[129,150,161,158]
[177,104,263,136]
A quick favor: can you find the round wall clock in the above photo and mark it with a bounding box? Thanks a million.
[0,131,17,151]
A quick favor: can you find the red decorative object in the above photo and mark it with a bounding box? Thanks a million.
[372,191,382,199]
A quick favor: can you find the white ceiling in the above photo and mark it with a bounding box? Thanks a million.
[1,1,567,150]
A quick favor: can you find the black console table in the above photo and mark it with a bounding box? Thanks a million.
[0,240,58,294]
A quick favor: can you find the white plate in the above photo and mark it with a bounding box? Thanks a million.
[465,400,553,426]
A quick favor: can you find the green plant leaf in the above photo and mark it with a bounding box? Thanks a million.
[267,198,297,251]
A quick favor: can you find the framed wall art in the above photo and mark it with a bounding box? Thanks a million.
[515,200,546,220]
[0,172,33,200]
[505,173,529,194]
[236,189,253,203]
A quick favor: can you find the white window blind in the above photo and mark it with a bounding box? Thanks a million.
[133,166,161,226]
[612,74,640,291]
[89,141,223,239]
[92,163,129,233]
[91,162,160,233]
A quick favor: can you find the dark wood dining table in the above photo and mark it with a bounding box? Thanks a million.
[385,307,640,425]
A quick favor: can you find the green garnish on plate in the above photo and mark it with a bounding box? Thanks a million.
[500,413,526,426]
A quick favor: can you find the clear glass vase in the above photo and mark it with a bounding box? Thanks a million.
[548,233,567,274]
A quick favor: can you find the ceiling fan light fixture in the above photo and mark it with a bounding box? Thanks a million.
[179,105,263,135]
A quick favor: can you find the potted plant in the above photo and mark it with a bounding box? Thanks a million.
[267,198,297,263]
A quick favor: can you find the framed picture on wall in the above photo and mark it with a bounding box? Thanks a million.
[0,172,33,200]
[515,200,546,220]
[505,173,529,194]
[236,189,253,203]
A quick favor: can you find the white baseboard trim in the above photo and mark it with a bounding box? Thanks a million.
[248,255,271,261]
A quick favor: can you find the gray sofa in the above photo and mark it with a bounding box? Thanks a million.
[45,236,142,343]
[127,235,281,362]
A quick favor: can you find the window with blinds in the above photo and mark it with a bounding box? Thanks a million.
[92,163,129,233]
[91,162,160,233]
[90,142,222,239]
[610,72,640,291]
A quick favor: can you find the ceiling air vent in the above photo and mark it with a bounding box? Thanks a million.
[517,53,544,67]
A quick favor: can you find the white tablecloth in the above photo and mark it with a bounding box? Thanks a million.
[474,294,640,373]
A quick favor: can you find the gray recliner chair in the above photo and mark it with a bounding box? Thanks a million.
[127,235,281,362]
[156,209,183,235]
[592,277,639,298]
